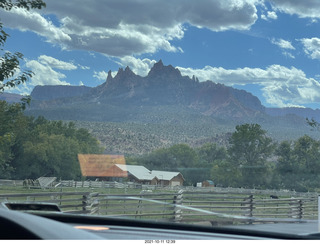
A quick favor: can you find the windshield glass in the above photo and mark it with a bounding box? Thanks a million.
[1,0,320,237]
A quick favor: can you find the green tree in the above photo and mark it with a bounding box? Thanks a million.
[196,143,227,165]
[12,118,103,179]
[0,100,28,177]
[227,124,275,188]
[0,0,46,91]
[293,135,320,191]
[195,143,227,185]
[210,159,241,187]
[275,140,297,190]
[275,135,320,191]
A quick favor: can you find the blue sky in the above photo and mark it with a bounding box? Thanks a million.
[1,0,320,109]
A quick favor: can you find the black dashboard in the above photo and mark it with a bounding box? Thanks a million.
[1,208,320,240]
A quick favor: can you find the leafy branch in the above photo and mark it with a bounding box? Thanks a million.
[0,0,46,92]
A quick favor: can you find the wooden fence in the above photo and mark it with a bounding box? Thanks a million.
[0,191,318,225]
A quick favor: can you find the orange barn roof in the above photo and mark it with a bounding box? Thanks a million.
[78,154,127,177]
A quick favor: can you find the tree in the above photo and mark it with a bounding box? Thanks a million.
[11,117,103,179]
[195,143,227,185]
[227,124,275,188]
[274,140,298,190]
[196,143,227,165]
[0,0,46,91]
[210,159,241,187]
[275,135,320,191]
[0,100,27,177]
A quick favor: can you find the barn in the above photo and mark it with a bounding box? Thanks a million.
[77,154,184,186]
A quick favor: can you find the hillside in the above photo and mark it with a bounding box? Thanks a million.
[0,92,24,103]
[28,60,266,121]
[3,60,318,155]
[31,85,92,100]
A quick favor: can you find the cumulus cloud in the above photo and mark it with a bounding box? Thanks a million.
[93,71,109,81]
[261,11,278,21]
[270,38,295,58]
[177,64,320,107]
[0,0,260,57]
[269,0,320,19]
[271,38,295,50]
[38,55,77,70]
[0,7,71,44]
[117,56,157,77]
[300,37,320,59]
[25,56,71,87]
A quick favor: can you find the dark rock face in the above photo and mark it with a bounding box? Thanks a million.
[88,60,264,117]
[266,107,320,122]
[0,92,24,103]
[27,60,267,121]
[31,85,92,101]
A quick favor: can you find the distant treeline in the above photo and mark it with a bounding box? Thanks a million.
[2,99,320,192]
[127,123,320,192]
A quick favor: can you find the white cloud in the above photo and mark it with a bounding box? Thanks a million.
[25,57,71,87]
[116,56,157,77]
[38,55,77,70]
[282,51,295,59]
[267,11,278,19]
[0,0,260,57]
[270,38,295,58]
[271,38,295,50]
[78,64,90,70]
[269,0,320,19]
[261,11,278,21]
[301,37,320,59]
[93,71,109,81]
[0,7,71,44]
[177,64,320,107]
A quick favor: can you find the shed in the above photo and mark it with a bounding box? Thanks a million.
[151,171,184,187]
[202,180,214,187]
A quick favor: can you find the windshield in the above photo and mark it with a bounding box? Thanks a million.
[1,0,320,238]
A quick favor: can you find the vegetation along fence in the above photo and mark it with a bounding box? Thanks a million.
[0,190,318,225]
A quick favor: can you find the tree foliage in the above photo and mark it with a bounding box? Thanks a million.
[275,135,320,191]
[227,124,275,188]
[0,0,46,91]
[0,101,103,179]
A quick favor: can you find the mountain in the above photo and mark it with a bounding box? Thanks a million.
[3,60,318,154]
[26,60,320,128]
[266,107,320,122]
[30,85,92,101]
[28,60,266,122]
[0,92,24,103]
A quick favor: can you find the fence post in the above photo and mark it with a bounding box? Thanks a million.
[289,198,300,219]
[135,195,142,219]
[89,192,100,215]
[297,199,303,219]
[82,194,88,212]
[247,194,254,224]
[318,196,320,232]
[173,190,183,223]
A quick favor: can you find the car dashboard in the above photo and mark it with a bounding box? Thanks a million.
[1,207,320,240]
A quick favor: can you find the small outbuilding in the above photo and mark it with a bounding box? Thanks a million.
[202,180,214,187]
[151,170,184,187]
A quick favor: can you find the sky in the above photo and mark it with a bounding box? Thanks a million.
[1,0,320,109]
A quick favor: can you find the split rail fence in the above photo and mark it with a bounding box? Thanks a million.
[0,190,318,225]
